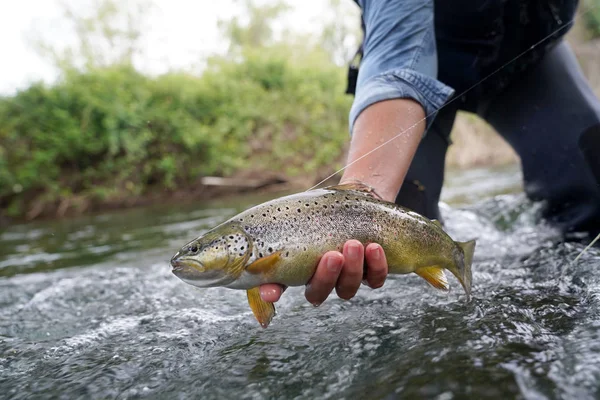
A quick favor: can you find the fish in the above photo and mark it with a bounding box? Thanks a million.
[170,183,476,328]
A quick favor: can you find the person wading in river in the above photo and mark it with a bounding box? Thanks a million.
[259,0,600,306]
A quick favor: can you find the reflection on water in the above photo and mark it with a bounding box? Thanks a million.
[1,165,600,399]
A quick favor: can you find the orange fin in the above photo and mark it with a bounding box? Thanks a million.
[247,251,281,275]
[247,287,276,328]
[415,266,449,291]
[326,181,382,199]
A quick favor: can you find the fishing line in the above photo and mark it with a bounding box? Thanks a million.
[308,4,600,191]
[573,232,600,264]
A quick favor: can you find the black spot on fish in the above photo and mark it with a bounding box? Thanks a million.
[259,252,263,257]
[305,203,309,207]
[286,206,289,210]
[297,208,301,213]
[240,246,245,250]
[229,236,234,239]
[268,247,273,252]
[251,215,254,218]
[285,251,289,257]
[262,213,266,217]
[277,208,281,212]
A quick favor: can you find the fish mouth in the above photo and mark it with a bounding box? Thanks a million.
[170,257,231,288]
[170,257,203,273]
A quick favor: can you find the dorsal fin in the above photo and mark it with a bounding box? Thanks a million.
[325,181,383,200]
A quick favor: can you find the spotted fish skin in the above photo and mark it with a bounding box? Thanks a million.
[171,186,475,297]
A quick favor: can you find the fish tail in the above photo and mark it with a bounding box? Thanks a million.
[454,240,476,301]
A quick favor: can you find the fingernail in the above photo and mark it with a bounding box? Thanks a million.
[348,243,360,258]
[261,287,280,299]
[327,256,342,272]
[371,245,382,260]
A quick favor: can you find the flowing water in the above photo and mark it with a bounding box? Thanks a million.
[2,165,600,400]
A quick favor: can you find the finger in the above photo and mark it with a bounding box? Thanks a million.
[305,251,344,306]
[259,284,286,302]
[335,240,364,300]
[364,243,388,288]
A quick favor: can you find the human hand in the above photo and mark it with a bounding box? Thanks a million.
[259,240,388,304]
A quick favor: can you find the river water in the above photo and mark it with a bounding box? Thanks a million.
[2,165,600,399]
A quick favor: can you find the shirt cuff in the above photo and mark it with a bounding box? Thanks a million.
[349,68,455,135]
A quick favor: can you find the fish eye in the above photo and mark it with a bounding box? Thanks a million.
[189,244,199,253]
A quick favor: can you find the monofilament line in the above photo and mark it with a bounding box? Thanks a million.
[573,233,600,265]
[307,5,598,192]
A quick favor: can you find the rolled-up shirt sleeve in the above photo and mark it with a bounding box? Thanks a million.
[350,0,455,134]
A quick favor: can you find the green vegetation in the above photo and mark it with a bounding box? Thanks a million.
[0,0,354,220]
[0,48,351,219]
[583,0,600,38]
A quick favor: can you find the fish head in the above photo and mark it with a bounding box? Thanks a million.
[170,223,251,288]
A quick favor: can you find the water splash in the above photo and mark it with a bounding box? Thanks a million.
[1,167,600,399]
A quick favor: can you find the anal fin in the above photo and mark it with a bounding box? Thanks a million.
[415,266,449,291]
[247,287,276,328]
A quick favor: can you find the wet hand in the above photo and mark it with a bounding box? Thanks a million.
[259,240,388,304]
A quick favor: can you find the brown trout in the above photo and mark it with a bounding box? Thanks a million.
[170,183,476,328]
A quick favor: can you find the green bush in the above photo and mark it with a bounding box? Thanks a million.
[583,0,600,38]
[0,47,352,218]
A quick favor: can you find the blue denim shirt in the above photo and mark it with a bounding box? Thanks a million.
[350,0,455,134]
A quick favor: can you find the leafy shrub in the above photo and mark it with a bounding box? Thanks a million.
[0,47,352,218]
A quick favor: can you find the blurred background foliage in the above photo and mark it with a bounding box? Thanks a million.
[0,0,599,221]
[0,0,354,219]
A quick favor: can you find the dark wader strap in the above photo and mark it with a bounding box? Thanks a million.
[346,1,364,95]
[345,45,363,95]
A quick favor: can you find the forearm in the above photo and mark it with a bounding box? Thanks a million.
[341,98,425,202]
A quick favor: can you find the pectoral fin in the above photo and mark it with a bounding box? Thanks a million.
[415,266,449,291]
[247,287,276,328]
[247,251,281,275]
